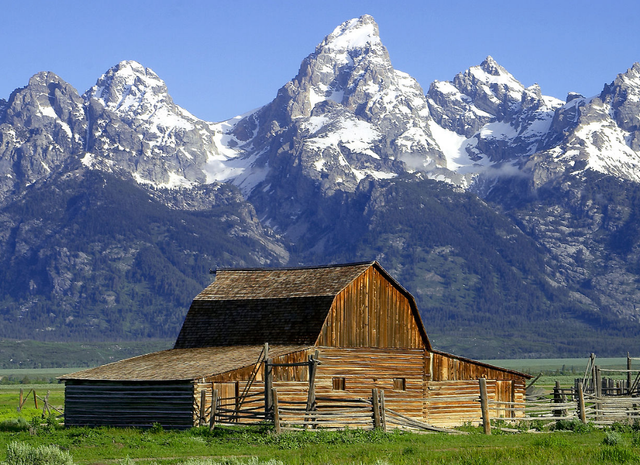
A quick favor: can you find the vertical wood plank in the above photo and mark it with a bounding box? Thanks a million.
[265,358,273,419]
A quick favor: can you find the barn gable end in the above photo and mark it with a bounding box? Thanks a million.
[317,264,430,349]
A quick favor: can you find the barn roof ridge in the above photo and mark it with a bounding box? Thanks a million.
[211,260,376,274]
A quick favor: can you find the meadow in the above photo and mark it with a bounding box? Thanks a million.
[1,358,638,464]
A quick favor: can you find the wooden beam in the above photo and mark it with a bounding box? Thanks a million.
[199,390,206,426]
[272,387,281,435]
[372,388,381,430]
[479,378,491,435]
[265,358,273,420]
[209,389,218,430]
[577,382,586,424]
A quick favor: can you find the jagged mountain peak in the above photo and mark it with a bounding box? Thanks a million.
[320,14,382,53]
[461,56,525,98]
[85,60,176,118]
[603,62,640,105]
[478,56,511,77]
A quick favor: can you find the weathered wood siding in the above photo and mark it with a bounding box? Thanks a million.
[64,381,194,429]
[316,267,426,349]
[424,379,526,427]
[313,347,426,418]
[430,351,525,381]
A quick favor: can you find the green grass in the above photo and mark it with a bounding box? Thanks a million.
[1,424,639,464]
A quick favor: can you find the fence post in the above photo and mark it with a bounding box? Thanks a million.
[479,378,491,435]
[33,390,38,409]
[18,388,23,412]
[272,387,281,435]
[265,358,273,420]
[372,388,381,430]
[199,389,207,426]
[595,366,602,420]
[43,391,50,416]
[577,381,586,424]
[553,381,567,417]
[628,353,633,395]
[304,351,318,429]
[379,390,387,432]
[209,389,218,430]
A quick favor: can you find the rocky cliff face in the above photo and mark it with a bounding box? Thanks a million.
[0,72,87,202]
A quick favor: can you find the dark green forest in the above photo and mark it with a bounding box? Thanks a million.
[2,170,640,359]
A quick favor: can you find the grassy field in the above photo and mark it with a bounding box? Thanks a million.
[482,357,629,374]
[1,420,640,464]
[0,339,173,369]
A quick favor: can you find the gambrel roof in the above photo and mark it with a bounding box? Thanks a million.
[173,261,430,349]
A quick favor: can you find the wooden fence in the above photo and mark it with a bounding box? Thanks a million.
[483,380,640,434]
[18,388,63,418]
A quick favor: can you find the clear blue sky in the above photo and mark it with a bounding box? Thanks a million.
[2,0,639,122]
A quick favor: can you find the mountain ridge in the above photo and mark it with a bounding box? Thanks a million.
[1,14,640,357]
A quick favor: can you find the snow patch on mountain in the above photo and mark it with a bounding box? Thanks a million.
[325,16,381,51]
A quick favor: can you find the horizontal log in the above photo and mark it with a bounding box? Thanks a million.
[279,413,374,420]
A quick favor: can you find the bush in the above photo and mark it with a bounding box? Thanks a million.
[603,431,623,446]
[3,441,73,465]
[0,418,29,432]
[553,419,593,433]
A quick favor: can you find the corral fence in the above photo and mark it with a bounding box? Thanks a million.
[484,379,640,434]
[165,349,640,434]
[202,387,464,434]
[196,377,640,435]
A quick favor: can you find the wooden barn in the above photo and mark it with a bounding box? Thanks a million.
[61,261,529,430]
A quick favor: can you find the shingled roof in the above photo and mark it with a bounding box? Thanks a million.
[173,262,375,349]
[60,345,310,381]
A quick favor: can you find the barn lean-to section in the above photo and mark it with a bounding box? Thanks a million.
[61,261,530,429]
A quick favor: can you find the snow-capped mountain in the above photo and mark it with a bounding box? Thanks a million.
[525,63,640,187]
[83,60,224,189]
[217,15,447,204]
[425,56,566,193]
[2,14,640,357]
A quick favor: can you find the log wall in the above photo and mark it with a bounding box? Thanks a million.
[64,381,194,429]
